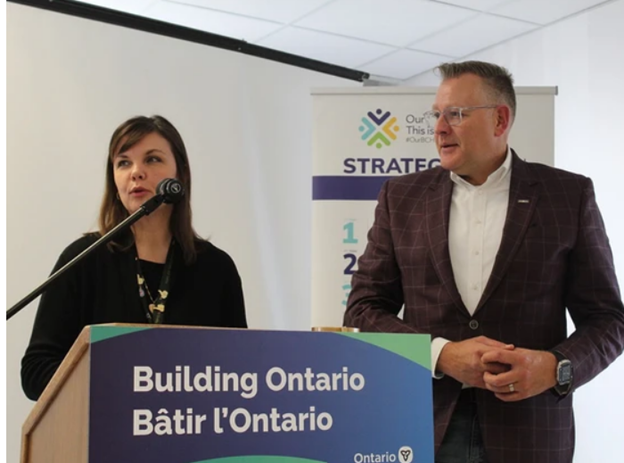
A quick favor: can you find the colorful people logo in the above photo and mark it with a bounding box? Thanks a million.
[359,109,400,148]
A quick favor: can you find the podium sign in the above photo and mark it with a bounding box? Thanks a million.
[88,326,434,463]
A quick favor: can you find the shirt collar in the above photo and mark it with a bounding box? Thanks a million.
[450,146,512,189]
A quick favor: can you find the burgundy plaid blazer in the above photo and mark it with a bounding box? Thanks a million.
[344,151,624,463]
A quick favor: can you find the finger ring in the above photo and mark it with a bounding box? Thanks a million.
[508,383,515,393]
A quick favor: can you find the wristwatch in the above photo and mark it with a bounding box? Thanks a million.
[551,350,573,396]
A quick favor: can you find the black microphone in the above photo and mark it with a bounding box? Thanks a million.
[157,178,184,204]
[139,178,184,214]
[6,179,183,321]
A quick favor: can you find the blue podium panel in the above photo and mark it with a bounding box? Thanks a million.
[88,327,433,463]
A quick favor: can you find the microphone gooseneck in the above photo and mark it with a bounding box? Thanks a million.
[6,178,184,320]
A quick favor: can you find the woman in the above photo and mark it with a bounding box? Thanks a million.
[21,115,247,401]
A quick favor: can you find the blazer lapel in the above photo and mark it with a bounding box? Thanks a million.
[476,152,540,312]
[425,172,468,315]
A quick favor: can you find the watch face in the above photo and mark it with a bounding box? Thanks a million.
[557,360,572,384]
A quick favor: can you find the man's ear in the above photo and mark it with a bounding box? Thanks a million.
[494,105,512,137]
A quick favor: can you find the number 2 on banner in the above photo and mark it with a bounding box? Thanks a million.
[343,221,358,244]
[344,253,357,274]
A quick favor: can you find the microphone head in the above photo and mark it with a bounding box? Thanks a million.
[157,178,185,204]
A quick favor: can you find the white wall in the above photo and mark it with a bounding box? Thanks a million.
[406,1,624,461]
[6,3,358,462]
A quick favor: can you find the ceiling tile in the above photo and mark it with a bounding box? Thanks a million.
[409,13,537,57]
[166,0,331,24]
[491,0,610,25]
[294,0,478,46]
[257,27,396,69]
[361,49,452,80]
[141,1,283,41]
[431,0,514,11]
[73,0,605,82]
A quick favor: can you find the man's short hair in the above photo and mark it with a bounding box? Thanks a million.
[436,60,516,120]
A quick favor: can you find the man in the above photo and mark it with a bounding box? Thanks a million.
[344,60,624,463]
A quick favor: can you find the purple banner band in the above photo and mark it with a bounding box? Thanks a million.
[312,176,394,201]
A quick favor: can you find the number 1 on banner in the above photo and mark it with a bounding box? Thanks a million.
[343,221,358,244]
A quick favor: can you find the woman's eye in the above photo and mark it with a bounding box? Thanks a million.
[116,160,129,168]
[147,156,161,163]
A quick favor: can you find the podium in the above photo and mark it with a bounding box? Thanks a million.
[21,324,434,463]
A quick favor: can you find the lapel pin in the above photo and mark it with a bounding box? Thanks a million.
[518,199,530,204]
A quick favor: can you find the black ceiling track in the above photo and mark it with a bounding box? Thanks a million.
[8,0,370,82]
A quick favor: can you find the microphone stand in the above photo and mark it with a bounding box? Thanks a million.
[6,194,167,321]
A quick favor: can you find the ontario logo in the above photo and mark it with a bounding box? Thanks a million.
[353,445,414,463]
[359,109,400,149]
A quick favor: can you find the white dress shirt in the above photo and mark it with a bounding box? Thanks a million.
[431,148,512,378]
